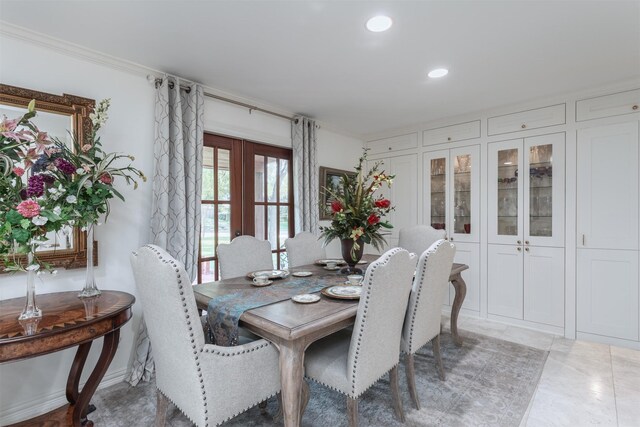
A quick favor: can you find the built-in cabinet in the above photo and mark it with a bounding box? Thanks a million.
[487,133,565,328]
[576,121,640,342]
[423,145,480,312]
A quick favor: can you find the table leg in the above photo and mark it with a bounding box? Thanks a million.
[278,340,306,427]
[69,329,120,426]
[450,272,467,347]
[66,341,92,404]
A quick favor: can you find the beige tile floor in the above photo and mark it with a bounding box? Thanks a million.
[450,315,640,427]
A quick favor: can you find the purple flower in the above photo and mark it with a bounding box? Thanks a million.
[27,174,45,197]
[41,174,55,185]
[19,189,28,200]
[54,158,76,175]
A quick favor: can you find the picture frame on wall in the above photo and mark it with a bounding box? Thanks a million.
[319,166,358,220]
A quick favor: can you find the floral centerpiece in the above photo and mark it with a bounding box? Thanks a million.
[0,101,74,319]
[319,150,394,273]
[43,98,146,297]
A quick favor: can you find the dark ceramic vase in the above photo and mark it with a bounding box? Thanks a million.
[340,237,364,274]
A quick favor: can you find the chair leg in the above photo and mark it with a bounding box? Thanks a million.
[433,334,446,381]
[404,353,420,410]
[389,365,406,422]
[273,392,283,421]
[259,400,268,415]
[300,380,310,419]
[155,389,170,427]
[347,396,359,427]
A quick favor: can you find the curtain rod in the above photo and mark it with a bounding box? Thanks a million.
[155,77,297,123]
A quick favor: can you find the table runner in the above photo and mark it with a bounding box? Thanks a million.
[207,274,348,346]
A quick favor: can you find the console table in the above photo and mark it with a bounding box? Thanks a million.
[0,291,135,427]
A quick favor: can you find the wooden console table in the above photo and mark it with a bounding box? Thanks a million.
[0,291,135,427]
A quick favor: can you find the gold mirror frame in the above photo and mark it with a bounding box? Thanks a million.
[0,83,97,270]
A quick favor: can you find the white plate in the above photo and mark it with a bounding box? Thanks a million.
[321,285,362,300]
[247,270,289,279]
[251,279,273,287]
[323,266,340,271]
[344,281,363,286]
[292,271,313,277]
[315,259,346,266]
[291,294,321,304]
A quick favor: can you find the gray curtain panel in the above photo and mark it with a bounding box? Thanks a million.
[127,75,204,386]
[292,116,319,233]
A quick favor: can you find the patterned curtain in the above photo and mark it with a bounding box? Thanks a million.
[292,116,319,233]
[126,75,204,386]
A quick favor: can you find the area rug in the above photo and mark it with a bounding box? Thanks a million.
[89,331,547,426]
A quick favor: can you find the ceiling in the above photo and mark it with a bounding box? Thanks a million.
[1,1,639,137]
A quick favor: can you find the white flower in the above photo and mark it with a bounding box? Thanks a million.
[68,220,75,226]
[76,168,85,175]
[32,215,48,226]
[57,184,66,193]
[66,195,77,204]
[48,188,58,195]
[53,206,62,215]
[84,180,93,188]
[26,264,40,272]
[51,270,58,275]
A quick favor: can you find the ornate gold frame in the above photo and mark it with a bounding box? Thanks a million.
[0,83,97,270]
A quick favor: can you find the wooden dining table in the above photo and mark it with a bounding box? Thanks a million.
[193,254,468,427]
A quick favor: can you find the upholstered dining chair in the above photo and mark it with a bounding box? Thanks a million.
[130,245,281,426]
[217,235,273,279]
[284,232,326,267]
[398,224,446,255]
[401,239,456,410]
[303,248,417,426]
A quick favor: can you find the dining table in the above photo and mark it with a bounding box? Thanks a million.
[193,254,468,427]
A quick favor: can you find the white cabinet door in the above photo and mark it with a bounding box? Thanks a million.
[577,122,639,250]
[449,145,480,243]
[524,133,565,247]
[450,242,480,312]
[488,139,524,245]
[488,244,524,319]
[577,249,639,341]
[524,246,565,327]
[382,154,419,240]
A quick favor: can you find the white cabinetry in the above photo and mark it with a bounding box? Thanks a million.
[487,104,566,136]
[423,120,481,146]
[576,89,640,122]
[366,132,418,155]
[423,145,480,313]
[577,121,640,342]
[369,153,418,247]
[487,133,565,327]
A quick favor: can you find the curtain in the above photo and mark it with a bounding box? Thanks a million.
[126,75,204,386]
[292,116,319,234]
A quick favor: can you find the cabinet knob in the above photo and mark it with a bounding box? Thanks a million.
[450,237,454,241]
[388,147,392,151]
[521,124,527,129]
[447,137,452,141]
[525,240,529,245]
[633,105,639,110]
[517,240,522,244]
[525,247,529,252]
[517,247,522,252]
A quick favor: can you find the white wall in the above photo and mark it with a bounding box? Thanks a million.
[0,31,363,423]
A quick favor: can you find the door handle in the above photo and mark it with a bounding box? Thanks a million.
[582,234,585,246]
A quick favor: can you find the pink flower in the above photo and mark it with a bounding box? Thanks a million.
[12,167,25,177]
[99,173,113,185]
[16,200,41,218]
[0,116,29,141]
[34,131,51,151]
[81,144,92,152]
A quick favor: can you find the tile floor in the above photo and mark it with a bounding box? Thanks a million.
[450,314,640,427]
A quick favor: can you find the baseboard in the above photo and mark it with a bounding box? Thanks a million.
[0,368,128,425]
[576,332,640,351]
[486,314,565,336]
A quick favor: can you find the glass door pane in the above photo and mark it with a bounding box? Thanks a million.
[497,148,519,236]
[529,144,553,237]
[453,154,472,234]
[430,157,447,230]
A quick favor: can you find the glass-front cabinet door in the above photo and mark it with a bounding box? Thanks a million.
[488,134,565,246]
[423,146,479,243]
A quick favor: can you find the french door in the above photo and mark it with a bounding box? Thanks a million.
[199,133,294,283]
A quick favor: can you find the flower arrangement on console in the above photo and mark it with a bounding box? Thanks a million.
[319,149,395,272]
[44,98,146,296]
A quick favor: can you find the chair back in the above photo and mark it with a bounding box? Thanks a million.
[130,245,206,421]
[347,247,416,395]
[285,232,326,267]
[402,240,456,354]
[398,225,446,255]
[217,235,273,279]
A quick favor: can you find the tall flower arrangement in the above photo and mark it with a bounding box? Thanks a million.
[0,101,72,271]
[319,150,395,260]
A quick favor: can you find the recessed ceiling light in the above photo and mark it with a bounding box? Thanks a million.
[366,15,392,32]
[428,68,449,78]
